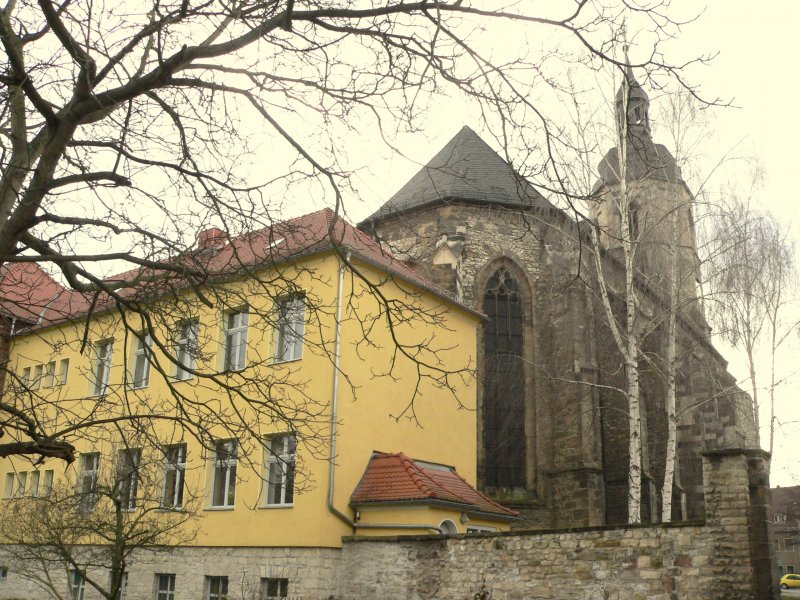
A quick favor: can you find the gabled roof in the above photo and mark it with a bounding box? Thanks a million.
[0,262,89,327]
[350,451,517,519]
[361,126,552,224]
[0,209,481,330]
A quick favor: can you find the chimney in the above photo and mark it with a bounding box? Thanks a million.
[197,227,228,250]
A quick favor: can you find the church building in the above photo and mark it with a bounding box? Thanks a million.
[360,69,757,528]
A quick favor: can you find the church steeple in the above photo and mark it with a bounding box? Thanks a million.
[615,49,651,140]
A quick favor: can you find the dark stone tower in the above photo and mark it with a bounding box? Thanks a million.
[360,95,756,527]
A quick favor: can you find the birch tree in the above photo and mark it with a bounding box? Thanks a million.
[704,190,798,457]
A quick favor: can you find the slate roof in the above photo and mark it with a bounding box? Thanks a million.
[350,451,517,519]
[361,126,552,224]
[0,209,480,330]
[595,137,682,189]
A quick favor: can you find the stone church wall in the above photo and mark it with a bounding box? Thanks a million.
[369,198,754,529]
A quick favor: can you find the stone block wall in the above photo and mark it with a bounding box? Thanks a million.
[337,449,777,600]
[0,546,342,600]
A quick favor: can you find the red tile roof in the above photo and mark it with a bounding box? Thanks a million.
[0,209,480,329]
[350,451,517,519]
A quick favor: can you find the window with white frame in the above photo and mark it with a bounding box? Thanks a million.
[32,364,43,390]
[69,570,85,600]
[212,440,237,507]
[174,319,199,380]
[131,334,152,388]
[274,297,304,362]
[260,577,288,599]
[162,444,186,509]
[14,472,28,498]
[266,434,295,506]
[155,573,176,600]
[43,361,56,388]
[118,449,141,510]
[41,470,54,497]
[92,340,113,396]
[58,358,70,385]
[79,452,100,511]
[21,366,31,388]
[3,473,14,498]
[28,471,40,497]
[223,309,248,371]
[206,575,228,600]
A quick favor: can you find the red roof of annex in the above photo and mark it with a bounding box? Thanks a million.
[350,451,518,519]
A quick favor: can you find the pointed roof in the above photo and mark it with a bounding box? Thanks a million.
[361,126,551,224]
[350,451,517,520]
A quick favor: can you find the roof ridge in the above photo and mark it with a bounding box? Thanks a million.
[398,453,437,499]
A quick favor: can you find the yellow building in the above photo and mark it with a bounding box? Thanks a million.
[0,209,514,599]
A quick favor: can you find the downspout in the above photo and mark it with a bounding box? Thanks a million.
[326,251,443,535]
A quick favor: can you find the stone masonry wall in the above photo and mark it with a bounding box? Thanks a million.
[0,546,341,600]
[337,449,777,600]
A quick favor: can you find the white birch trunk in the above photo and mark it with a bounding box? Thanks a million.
[618,64,642,524]
[661,205,678,523]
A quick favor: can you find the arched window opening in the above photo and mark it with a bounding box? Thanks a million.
[482,267,526,490]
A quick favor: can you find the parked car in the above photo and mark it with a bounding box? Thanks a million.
[781,574,800,589]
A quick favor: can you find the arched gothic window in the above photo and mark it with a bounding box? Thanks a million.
[482,267,526,490]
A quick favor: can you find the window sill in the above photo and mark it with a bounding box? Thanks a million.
[273,356,302,365]
[204,506,235,511]
[260,503,294,509]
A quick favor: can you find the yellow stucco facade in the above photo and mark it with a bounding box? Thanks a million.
[1,248,504,550]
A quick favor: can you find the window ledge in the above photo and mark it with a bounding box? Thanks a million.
[273,357,302,365]
[204,506,235,511]
[260,503,294,510]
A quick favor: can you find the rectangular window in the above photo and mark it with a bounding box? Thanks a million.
[70,570,85,600]
[118,449,141,510]
[212,440,237,508]
[32,364,43,390]
[58,358,70,385]
[131,335,152,389]
[274,297,304,362]
[223,310,248,371]
[266,434,296,506]
[206,576,228,600]
[162,444,187,509]
[789,565,797,575]
[3,473,14,498]
[41,470,54,497]
[92,340,113,396]
[79,452,100,511]
[155,574,176,600]
[43,361,56,388]
[174,319,199,380]
[21,367,31,388]
[28,471,40,497]
[787,538,795,550]
[260,578,288,599]
[15,472,27,498]
[0,566,6,581]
